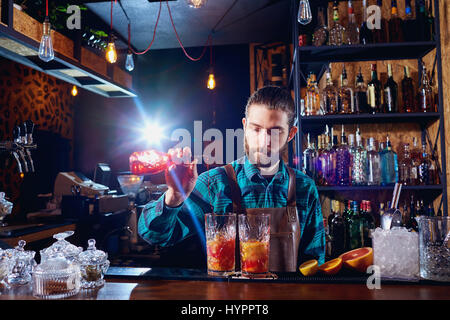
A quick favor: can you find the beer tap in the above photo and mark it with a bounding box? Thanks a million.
[0,120,37,175]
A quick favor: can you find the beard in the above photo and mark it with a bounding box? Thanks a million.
[244,134,289,168]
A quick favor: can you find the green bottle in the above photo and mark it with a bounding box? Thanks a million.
[348,201,362,250]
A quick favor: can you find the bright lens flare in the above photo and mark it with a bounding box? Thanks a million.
[106,41,117,63]
[141,122,165,145]
[71,85,78,96]
[207,73,216,90]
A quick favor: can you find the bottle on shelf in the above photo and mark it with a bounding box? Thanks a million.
[348,201,362,250]
[328,0,346,46]
[380,135,399,185]
[330,200,346,258]
[410,137,422,185]
[338,65,354,114]
[367,64,382,114]
[351,129,368,186]
[399,143,412,185]
[416,0,430,41]
[345,0,360,45]
[388,0,404,42]
[372,0,389,43]
[313,6,329,47]
[427,203,435,217]
[366,137,381,186]
[324,133,337,186]
[360,0,373,44]
[322,66,339,115]
[402,0,417,42]
[360,200,375,247]
[336,125,353,186]
[343,200,352,250]
[406,195,418,231]
[401,66,416,113]
[303,133,316,179]
[355,67,368,114]
[417,65,434,113]
[427,0,435,41]
[418,141,431,185]
[383,63,398,113]
[315,135,326,186]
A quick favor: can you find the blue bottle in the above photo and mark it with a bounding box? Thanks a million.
[380,135,399,185]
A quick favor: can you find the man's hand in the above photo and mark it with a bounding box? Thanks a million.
[164,147,198,207]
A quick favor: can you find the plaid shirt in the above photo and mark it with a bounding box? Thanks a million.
[138,156,325,266]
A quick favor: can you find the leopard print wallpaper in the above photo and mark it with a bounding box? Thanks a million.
[0,56,75,219]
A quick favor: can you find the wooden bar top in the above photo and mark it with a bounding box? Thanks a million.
[0,278,448,300]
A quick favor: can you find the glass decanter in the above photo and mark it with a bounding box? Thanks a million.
[40,231,83,264]
[328,1,345,46]
[8,240,36,285]
[77,239,110,289]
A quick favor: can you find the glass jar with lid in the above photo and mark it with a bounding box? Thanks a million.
[77,239,110,288]
[7,240,36,285]
[32,253,81,299]
[39,231,83,264]
[0,249,14,290]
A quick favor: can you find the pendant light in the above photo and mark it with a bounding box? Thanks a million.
[71,85,78,96]
[297,0,312,25]
[106,0,117,64]
[38,0,54,62]
[186,0,207,9]
[206,40,215,90]
[125,50,134,71]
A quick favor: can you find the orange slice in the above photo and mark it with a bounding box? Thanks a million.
[318,257,342,275]
[339,247,373,273]
[299,259,318,276]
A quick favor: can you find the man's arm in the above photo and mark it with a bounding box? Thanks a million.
[138,171,214,247]
[297,179,326,266]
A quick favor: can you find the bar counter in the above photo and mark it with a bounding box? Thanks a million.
[0,267,448,300]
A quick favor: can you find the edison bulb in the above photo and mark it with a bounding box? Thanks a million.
[71,85,78,96]
[297,0,312,25]
[105,41,117,64]
[38,17,54,62]
[207,73,215,90]
[187,0,207,8]
[125,51,134,71]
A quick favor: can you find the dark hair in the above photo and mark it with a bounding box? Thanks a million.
[245,86,295,127]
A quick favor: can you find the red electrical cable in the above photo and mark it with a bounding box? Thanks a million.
[128,0,163,55]
[166,0,212,62]
[46,0,48,17]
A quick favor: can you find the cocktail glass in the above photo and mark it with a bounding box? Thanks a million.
[205,213,236,276]
[238,214,270,276]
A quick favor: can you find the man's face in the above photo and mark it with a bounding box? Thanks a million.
[243,104,297,167]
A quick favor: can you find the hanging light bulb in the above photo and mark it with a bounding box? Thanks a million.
[125,50,135,72]
[186,0,207,9]
[71,85,78,96]
[105,35,117,64]
[207,72,216,90]
[38,16,54,62]
[297,0,312,25]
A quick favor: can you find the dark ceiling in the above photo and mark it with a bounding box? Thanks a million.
[83,0,292,50]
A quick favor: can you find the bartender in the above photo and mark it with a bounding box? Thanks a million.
[138,86,325,271]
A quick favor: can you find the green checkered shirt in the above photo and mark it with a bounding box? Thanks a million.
[138,156,325,266]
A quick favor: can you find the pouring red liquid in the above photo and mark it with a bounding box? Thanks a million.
[129,149,171,175]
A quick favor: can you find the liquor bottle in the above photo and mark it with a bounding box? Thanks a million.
[383,64,398,113]
[367,64,382,114]
[360,200,375,247]
[345,0,360,45]
[343,200,352,250]
[388,0,404,42]
[402,0,417,42]
[322,67,339,115]
[360,0,373,44]
[427,203,435,217]
[329,1,346,46]
[338,65,354,114]
[354,68,368,114]
[410,137,421,185]
[130,149,171,175]
[324,134,337,186]
[348,201,362,250]
[418,65,434,113]
[401,66,416,113]
[372,0,389,43]
[380,135,399,185]
[306,73,321,115]
[399,143,413,185]
[416,0,429,41]
[366,137,381,185]
[352,129,368,185]
[315,135,326,186]
[303,133,316,179]
[336,125,353,186]
[313,6,329,47]
[418,142,431,185]
[330,200,346,258]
